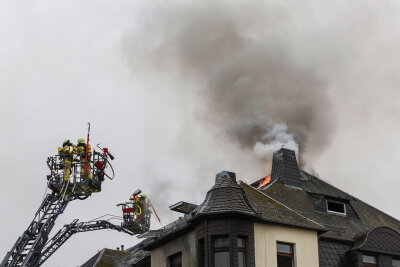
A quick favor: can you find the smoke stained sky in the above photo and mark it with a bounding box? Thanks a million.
[1,0,400,266]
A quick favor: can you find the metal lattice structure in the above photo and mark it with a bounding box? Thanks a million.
[1,193,70,267]
[39,219,135,266]
[1,146,114,267]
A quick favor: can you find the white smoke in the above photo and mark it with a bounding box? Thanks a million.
[253,123,299,163]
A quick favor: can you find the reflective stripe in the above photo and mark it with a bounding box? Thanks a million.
[134,204,142,215]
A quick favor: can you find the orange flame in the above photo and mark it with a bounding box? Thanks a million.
[258,175,271,188]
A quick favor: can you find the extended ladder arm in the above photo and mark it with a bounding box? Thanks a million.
[1,193,70,267]
[39,219,135,266]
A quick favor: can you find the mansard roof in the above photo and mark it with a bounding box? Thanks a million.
[257,170,400,241]
[351,226,400,256]
[124,148,400,262]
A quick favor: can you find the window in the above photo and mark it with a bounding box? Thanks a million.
[213,236,230,267]
[277,242,294,267]
[393,259,400,267]
[238,237,246,267]
[168,252,182,267]
[327,200,346,215]
[198,239,205,267]
[362,255,378,267]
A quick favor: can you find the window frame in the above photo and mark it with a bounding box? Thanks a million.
[197,238,205,267]
[212,235,230,267]
[237,236,247,267]
[168,251,182,267]
[276,242,295,267]
[362,254,378,267]
[392,258,400,267]
[326,200,347,216]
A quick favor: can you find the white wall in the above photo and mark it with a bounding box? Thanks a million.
[254,223,319,267]
[150,230,196,267]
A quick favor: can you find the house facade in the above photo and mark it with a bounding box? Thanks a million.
[83,148,400,267]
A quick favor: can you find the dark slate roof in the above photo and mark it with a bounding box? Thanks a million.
[271,148,302,188]
[124,238,152,265]
[260,170,400,241]
[81,250,102,267]
[239,181,326,231]
[197,171,257,216]
[141,170,325,253]
[351,226,400,255]
[140,215,192,250]
[81,248,131,267]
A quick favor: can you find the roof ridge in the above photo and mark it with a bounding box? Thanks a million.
[236,181,260,216]
[93,248,106,267]
[238,181,325,229]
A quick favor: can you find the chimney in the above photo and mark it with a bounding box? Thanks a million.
[271,148,302,189]
[215,171,236,184]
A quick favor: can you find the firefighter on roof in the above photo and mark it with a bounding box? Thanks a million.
[75,138,92,181]
[58,139,75,182]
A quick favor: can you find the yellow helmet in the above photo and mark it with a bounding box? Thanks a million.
[77,138,86,144]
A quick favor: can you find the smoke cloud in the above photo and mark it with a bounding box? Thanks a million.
[1,1,400,265]
[124,1,337,170]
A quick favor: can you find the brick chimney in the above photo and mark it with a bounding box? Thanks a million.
[271,148,302,189]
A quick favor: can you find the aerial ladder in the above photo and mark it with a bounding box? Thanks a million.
[37,189,156,266]
[39,216,135,266]
[1,129,115,267]
[1,128,155,266]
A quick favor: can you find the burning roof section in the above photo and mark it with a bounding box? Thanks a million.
[257,148,400,241]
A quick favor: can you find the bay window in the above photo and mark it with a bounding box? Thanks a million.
[213,236,230,267]
[238,237,246,267]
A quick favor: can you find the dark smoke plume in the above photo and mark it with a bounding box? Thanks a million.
[125,1,336,168]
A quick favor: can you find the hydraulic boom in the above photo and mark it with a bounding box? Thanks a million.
[1,193,70,267]
[39,219,134,266]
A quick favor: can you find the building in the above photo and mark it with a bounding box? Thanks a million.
[82,148,400,267]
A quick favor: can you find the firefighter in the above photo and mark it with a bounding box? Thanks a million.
[75,138,92,182]
[58,139,75,182]
[132,193,147,223]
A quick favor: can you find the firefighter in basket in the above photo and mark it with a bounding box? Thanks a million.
[75,138,92,182]
[58,139,75,183]
[117,189,147,226]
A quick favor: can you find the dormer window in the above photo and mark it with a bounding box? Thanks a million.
[326,200,346,215]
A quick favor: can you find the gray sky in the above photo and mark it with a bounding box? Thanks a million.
[1,0,400,266]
